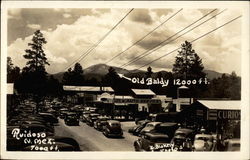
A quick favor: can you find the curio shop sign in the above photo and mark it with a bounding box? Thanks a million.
[217,110,240,120]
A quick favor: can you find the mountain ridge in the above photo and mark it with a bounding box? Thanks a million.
[52,63,231,82]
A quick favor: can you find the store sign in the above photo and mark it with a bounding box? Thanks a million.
[217,110,240,120]
[113,98,161,104]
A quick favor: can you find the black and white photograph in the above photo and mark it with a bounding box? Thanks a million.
[1,1,249,159]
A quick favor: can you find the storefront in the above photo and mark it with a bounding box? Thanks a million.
[180,100,240,138]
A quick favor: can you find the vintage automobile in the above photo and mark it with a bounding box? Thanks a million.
[193,133,214,151]
[7,126,24,151]
[94,116,110,131]
[59,108,69,119]
[103,120,123,138]
[134,132,172,151]
[224,138,240,151]
[171,128,195,151]
[64,112,79,126]
[86,113,100,126]
[153,122,179,140]
[47,136,81,151]
[23,142,76,151]
[80,111,91,122]
[128,119,150,136]
[140,122,162,135]
[38,112,58,124]
[20,123,54,134]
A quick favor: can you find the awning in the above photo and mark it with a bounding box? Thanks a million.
[131,89,156,96]
[197,100,240,110]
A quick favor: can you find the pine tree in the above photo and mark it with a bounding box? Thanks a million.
[172,41,206,79]
[7,57,20,83]
[62,63,85,86]
[23,30,49,73]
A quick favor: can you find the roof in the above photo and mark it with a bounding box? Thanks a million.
[131,89,156,96]
[179,86,189,89]
[198,100,240,110]
[63,86,114,92]
[114,95,134,99]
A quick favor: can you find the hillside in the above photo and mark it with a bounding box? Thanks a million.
[52,63,229,82]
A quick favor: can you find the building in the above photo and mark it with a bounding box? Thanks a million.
[180,100,240,139]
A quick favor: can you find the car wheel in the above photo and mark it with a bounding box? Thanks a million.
[134,143,141,151]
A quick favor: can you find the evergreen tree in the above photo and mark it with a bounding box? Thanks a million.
[172,41,207,97]
[145,66,153,78]
[62,63,85,86]
[23,30,49,72]
[7,57,20,83]
[172,41,206,79]
[16,30,50,109]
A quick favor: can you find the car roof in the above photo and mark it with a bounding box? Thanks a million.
[195,134,213,138]
[107,120,120,123]
[145,132,169,139]
[175,128,194,134]
[90,113,100,116]
[65,112,77,115]
[159,122,178,127]
[227,138,240,143]
[147,122,162,125]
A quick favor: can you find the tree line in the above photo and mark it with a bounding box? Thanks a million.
[7,30,241,101]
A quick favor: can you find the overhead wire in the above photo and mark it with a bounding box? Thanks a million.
[105,8,183,64]
[63,8,134,71]
[135,15,242,71]
[120,9,219,68]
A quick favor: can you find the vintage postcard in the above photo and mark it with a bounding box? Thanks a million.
[1,1,249,159]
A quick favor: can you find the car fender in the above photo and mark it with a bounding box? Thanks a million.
[134,140,142,151]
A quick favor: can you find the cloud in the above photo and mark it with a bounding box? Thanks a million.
[129,9,153,25]
[8,9,22,19]
[151,9,173,17]
[27,24,41,30]
[7,8,242,75]
[63,13,72,18]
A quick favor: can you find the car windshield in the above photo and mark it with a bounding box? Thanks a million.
[152,138,169,143]
[146,124,154,128]
[111,123,120,127]
[175,132,186,137]
[196,136,212,141]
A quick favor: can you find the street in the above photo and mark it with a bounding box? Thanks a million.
[55,119,138,151]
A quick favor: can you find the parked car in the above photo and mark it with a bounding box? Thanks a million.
[171,128,195,151]
[59,108,69,119]
[134,132,172,151]
[150,112,179,123]
[224,138,240,151]
[38,112,58,124]
[23,142,76,151]
[7,126,24,151]
[193,133,215,151]
[64,112,79,126]
[81,111,91,122]
[86,113,100,126]
[103,120,123,138]
[153,122,179,140]
[94,116,110,131]
[20,123,54,134]
[128,119,150,136]
[140,122,162,135]
[47,136,81,151]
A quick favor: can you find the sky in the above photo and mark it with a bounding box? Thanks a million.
[7,8,242,75]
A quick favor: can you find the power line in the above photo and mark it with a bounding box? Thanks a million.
[105,8,183,64]
[63,8,134,71]
[120,9,219,68]
[135,15,242,71]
